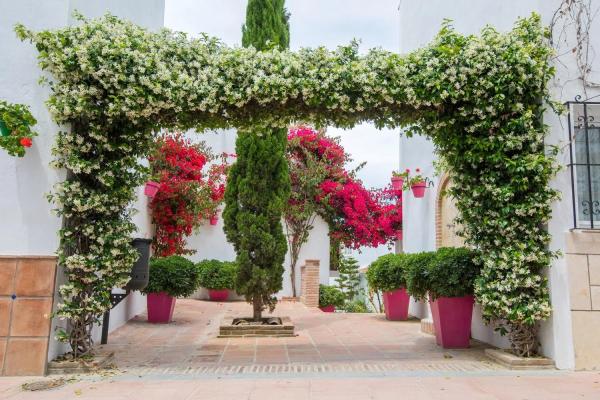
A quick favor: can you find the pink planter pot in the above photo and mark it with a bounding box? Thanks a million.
[391,177,404,191]
[411,182,426,198]
[144,181,160,198]
[430,295,474,348]
[209,215,218,226]
[382,288,410,321]
[319,305,335,313]
[208,288,229,301]
[147,292,176,323]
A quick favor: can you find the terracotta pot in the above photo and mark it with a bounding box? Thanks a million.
[208,288,229,301]
[411,181,426,198]
[147,292,176,323]
[391,176,404,191]
[430,295,474,348]
[382,288,410,321]
[209,215,218,226]
[319,305,335,312]
[144,181,160,197]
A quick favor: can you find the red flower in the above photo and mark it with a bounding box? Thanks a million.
[20,137,32,147]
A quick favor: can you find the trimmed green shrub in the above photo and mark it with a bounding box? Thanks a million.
[366,253,409,292]
[318,284,345,308]
[142,256,200,297]
[405,251,437,301]
[428,247,480,300]
[197,259,238,290]
[405,248,480,301]
[344,299,369,313]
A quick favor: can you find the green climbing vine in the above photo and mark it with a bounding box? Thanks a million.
[16,12,556,356]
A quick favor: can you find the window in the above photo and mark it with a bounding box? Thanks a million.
[568,101,600,229]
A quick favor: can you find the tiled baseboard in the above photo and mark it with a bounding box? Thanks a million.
[0,256,57,376]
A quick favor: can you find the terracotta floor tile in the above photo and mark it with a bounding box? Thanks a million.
[93,299,523,374]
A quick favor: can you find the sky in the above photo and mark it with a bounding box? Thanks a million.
[165,0,402,264]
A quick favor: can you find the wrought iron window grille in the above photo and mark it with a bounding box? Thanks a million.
[566,95,600,229]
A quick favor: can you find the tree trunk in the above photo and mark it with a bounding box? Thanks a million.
[253,297,263,321]
[289,237,299,297]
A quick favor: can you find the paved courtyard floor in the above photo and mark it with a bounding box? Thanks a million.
[97,299,503,373]
[1,300,598,399]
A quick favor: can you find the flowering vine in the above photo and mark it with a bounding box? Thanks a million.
[18,13,555,356]
[149,133,230,257]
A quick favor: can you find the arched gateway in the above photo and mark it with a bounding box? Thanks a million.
[16,13,557,357]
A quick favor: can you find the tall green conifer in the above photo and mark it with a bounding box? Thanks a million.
[223,0,290,321]
[242,0,289,50]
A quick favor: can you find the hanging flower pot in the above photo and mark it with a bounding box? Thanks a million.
[382,288,410,321]
[209,215,218,225]
[0,120,10,137]
[208,288,229,301]
[411,181,427,198]
[147,292,176,323]
[391,169,410,191]
[144,181,160,197]
[430,295,474,348]
[391,176,403,191]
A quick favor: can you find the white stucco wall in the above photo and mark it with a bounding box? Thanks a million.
[0,0,68,257]
[399,0,600,369]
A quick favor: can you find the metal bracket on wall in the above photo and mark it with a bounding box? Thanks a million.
[100,290,130,345]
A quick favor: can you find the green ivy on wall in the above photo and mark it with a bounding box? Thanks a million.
[16,13,557,357]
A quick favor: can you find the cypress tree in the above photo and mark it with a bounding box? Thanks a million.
[242,0,289,50]
[223,0,290,321]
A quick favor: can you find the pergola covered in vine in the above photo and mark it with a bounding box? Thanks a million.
[17,13,557,357]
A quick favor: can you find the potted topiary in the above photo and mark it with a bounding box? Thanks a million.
[366,253,410,321]
[318,284,345,312]
[142,256,201,323]
[197,259,237,301]
[406,248,480,349]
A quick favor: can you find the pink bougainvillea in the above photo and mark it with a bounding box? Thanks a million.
[287,126,402,250]
[318,178,402,249]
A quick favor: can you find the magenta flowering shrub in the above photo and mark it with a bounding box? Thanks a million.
[287,126,402,250]
[318,178,402,249]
